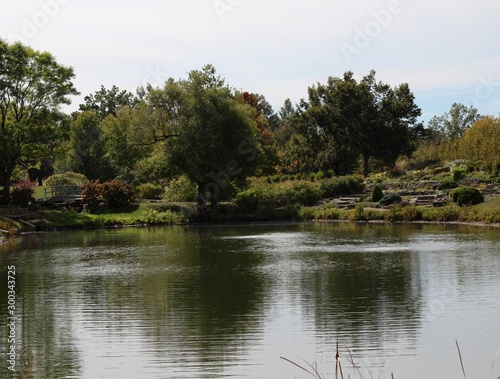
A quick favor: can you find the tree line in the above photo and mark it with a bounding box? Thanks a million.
[1,39,498,205]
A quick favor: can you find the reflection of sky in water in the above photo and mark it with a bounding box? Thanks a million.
[222,231,413,254]
[222,230,497,255]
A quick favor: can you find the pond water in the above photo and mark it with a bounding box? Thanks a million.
[1,223,499,379]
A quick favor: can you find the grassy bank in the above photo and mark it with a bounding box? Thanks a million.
[301,195,500,224]
[36,202,196,230]
[2,178,499,234]
[29,194,500,231]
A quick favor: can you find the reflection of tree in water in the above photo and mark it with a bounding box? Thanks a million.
[0,253,81,379]
[136,226,268,371]
[304,248,422,352]
[285,223,424,354]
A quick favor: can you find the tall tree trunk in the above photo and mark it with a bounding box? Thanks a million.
[363,154,370,177]
[197,182,206,209]
[0,164,15,204]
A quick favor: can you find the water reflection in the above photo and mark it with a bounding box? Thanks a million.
[0,223,499,378]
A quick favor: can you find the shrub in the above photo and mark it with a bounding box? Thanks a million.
[235,180,322,209]
[290,181,323,205]
[319,176,365,197]
[379,192,402,206]
[299,207,315,220]
[138,209,183,224]
[422,204,460,222]
[451,166,467,181]
[11,179,36,205]
[313,206,342,220]
[350,203,366,221]
[314,171,326,181]
[386,204,404,222]
[371,185,384,202]
[163,175,198,202]
[401,205,422,222]
[137,183,164,199]
[438,179,458,191]
[82,179,136,210]
[81,181,103,210]
[450,187,484,207]
[44,172,89,186]
[101,180,136,208]
[235,187,260,209]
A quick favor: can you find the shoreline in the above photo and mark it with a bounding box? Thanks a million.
[2,217,499,241]
[313,218,500,228]
[2,193,500,239]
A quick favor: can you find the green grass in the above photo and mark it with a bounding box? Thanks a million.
[467,195,500,223]
[474,194,500,211]
[37,202,197,230]
[34,185,47,200]
[38,204,159,229]
[301,194,500,224]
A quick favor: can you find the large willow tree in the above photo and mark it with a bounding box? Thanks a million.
[137,65,263,207]
[0,39,78,202]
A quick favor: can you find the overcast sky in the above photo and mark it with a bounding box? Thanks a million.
[2,0,500,123]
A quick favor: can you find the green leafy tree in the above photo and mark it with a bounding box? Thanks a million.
[61,111,112,180]
[290,73,366,176]
[100,107,150,181]
[273,99,299,171]
[239,92,278,175]
[254,93,279,131]
[290,71,421,177]
[126,78,188,184]
[280,132,318,174]
[79,85,138,119]
[164,65,261,207]
[318,72,373,176]
[342,71,421,176]
[0,40,78,202]
[130,78,187,147]
[428,102,481,140]
[459,116,500,173]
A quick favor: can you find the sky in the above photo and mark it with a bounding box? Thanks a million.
[2,0,500,124]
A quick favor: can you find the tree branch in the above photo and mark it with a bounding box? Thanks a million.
[134,133,179,146]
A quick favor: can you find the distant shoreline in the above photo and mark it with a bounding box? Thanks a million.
[2,218,499,242]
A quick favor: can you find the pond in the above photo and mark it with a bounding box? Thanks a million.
[1,223,499,378]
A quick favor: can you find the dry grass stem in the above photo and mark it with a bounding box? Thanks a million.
[456,340,466,379]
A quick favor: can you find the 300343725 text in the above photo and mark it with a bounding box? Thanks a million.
[6,265,17,372]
